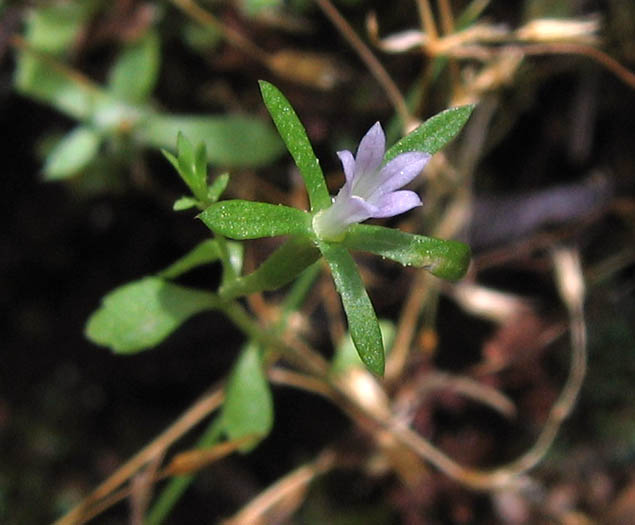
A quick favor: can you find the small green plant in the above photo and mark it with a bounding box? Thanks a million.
[84,80,472,521]
[87,80,472,373]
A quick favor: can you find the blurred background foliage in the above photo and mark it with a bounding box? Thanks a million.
[1,0,634,523]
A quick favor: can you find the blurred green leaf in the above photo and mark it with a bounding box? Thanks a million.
[385,105,475,160]
[24,2,97,54]
[221,343,274,452]
[108,30,160,103]
[220,236,320,300]
[241,0,283,16]
[141,114,284,168]
[182,21,223,53]
[258,81,331,211]
[344,225,471,281]
[14,55,102,120]
[44,126,101,180]
[200,200,312,239]
[15,2,101,119]
[85,277,219,354]
[456,0,491,29]
[319,242,384,376]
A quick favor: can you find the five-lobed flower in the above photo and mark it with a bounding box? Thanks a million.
[312,122,430,241]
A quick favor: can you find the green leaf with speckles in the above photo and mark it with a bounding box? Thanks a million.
[199,200,312,240]
[385,105,475,160]
[319,241,384,376]
[258,80,331,212]
[85,277,219,354]
[344,224,471,281]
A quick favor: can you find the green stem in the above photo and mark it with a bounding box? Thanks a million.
[219,236,320,301]
[145,418,224,525]
[146,261,323,524]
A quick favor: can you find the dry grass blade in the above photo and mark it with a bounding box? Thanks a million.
[162,436,254,476]
[224,450,337,525]
[55,387,224,525]
[313,0,416,132]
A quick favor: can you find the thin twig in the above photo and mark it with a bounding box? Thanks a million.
[225,450,337,524]
[416,0,439,42]
[437,0,462,99]
[520,42,635,89]
[55,387,225,525]
[313,0,414,131]
[385,270,432,383]
[169,0,270,64]
[10,34,102,93]
[61,438,247,525]
[268,366,335,399]
[375,248,587,489]
[414,371,517,418]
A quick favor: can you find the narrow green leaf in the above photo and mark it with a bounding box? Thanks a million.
[221,343,274,452]
[207,173,229,203]
[319,242,384,375]
[385,105,475,160]
[85,277,219,354]
[140,113,284,168]
[258,80,331,211]
[162,133,212,203]
[157,239,223,279]
[331,319,396,375]
[146,417,224,525]
[456,0,491,29]
[344,224,471,281]
[177,132,208,201]
[173,196,199,211]
[200,200,312,239]
[220,236,320,300]
[15,54,102,120]
[108,30,160,103]
[241,0,283,16]
[44,126,101,180]
[24,2,98,54]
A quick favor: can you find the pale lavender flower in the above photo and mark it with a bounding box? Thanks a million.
[312,122,430,241]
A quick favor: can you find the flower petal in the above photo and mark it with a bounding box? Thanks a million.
[371,190,422,218]
[336,194,378,225]
[337,150,356,185]
[374,152,430,196]
[352,122,385,185]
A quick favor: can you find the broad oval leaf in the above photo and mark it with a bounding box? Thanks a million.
[385,105,475,160]
[344,224,471,281]
[221,343,274,452]
[139,114,284,168]
[85,277,219,354]
[258,81,331,211]
[319,242,384,376]
[200,200,312,239]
